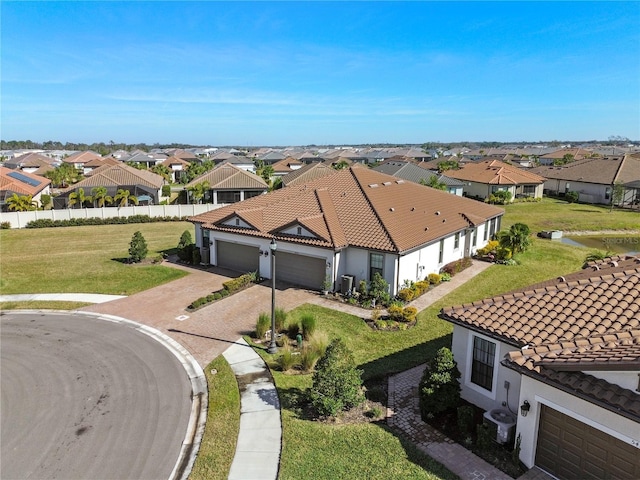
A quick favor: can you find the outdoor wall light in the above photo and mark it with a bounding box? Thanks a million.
[520,400,531,417]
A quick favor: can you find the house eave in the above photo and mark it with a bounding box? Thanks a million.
[501,359,640,423]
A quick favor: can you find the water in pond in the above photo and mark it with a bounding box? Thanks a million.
[557,236,640,255]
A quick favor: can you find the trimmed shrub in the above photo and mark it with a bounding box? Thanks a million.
[300,313,317,340]
[427,273,441,285]
[413,280,430,295]
[161,185,172,197]
[387,304,404,321]
[128,231,148,263]
[419,347,461,419]
[397,288,414,302]
[191,247,201,265]
[565,191,579,203]
[402,306,418,323]
[308,338,365,417]
[476,240,499,257]
[1,222,11,229]
[256,312,270,339]
[441,257,473,276]
[440,272,452,282]
[222,273,254,292]
[219,289,229,297]
[496,247,512,261]
[25,215,183,229]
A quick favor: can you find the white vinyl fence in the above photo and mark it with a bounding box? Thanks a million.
[0,204,223,229]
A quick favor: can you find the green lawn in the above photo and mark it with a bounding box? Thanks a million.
[0,222,193,295]
[502,197,639,232]
[189,356,240,480]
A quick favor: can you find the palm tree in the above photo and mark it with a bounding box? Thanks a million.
[113,189,138,207]
[186,181,210,204]
[420,175,447,190]
[68,188,89,209]
[91,186,113,207]
[151,164,172,183]
[6,193,37,211]
[498,223,531,256]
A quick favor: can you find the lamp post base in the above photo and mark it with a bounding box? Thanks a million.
[267,342,278,354]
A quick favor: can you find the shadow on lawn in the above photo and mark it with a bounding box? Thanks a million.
[360,333,452,381]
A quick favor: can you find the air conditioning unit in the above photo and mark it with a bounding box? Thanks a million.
[483,408,516,444]
[201,247,210,265]
[341,274,355,293]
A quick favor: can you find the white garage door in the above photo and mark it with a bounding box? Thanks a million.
[276,251,326,289]
[216,241,259,273]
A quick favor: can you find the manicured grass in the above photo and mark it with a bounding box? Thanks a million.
[189,356,240,480]
[0,301,91,310]
[502,197,639,233]
[0,222,192,295]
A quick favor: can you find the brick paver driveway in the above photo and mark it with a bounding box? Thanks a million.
[80,262,317,367]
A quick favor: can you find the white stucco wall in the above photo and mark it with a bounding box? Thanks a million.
[582,371,639,392]
[515,375,640,469]
[451,325,522,413]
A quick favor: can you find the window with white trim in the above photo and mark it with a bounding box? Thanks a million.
[471,336,496,391]
[454,232,460,250]
[369,252,383,280]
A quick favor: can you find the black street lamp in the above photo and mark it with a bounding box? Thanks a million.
[267,238,278,354]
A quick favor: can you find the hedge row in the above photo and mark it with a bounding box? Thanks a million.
[25,215,184,228]
[188,272,258,310]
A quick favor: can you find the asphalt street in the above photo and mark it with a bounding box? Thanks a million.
[1,311,193,480]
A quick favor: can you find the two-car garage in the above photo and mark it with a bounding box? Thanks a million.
[214,240,327,290]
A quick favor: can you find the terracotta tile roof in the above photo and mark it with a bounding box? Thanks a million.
[185,163,267,189]
[445,160,546,185]
[3,153,57,169]
[506,329,640,372]
[280,162,338,187]
[190,166,504,253]
[62,151,102,164]
[441,256,640,348]
[442,255,640,420]
[59,163,164,193]
[162,156,190,168]
[539,148,593,160]
[84,157,120,169]
[0,166,51,196]
[530,157,633,185]
[271,157,303,173]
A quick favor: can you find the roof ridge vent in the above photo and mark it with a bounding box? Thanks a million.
[382,181,392,186]
[435,211,440,215]
[369,183,379,188]
[610,261,618,267]
[557,276,566,282]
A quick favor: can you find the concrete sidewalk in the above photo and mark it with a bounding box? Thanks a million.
[223,339,281,480]
[0,293,127,304]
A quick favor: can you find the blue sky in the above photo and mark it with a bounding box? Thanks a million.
[2,1,639,145]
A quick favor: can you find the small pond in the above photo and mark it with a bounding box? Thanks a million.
[556,235,640,255]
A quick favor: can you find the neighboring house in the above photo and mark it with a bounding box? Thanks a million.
[161,156,190,183]
[271,157,304,177]
[83,156,120,175]
[218,156,257,172]
[279,162,338,188]
[184,163,267,205]
[188,166,503,292]
[258,151,286,165]
[55,163,164,208]
[531,155,640,206]
[373,161,465,196]
[62,151,103,170]
[0,166,52,210]
[538,148,593,166]
[2,152,58,175]
[126,151,168,169]
[440,256,640,479]
[445,160,546,201]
